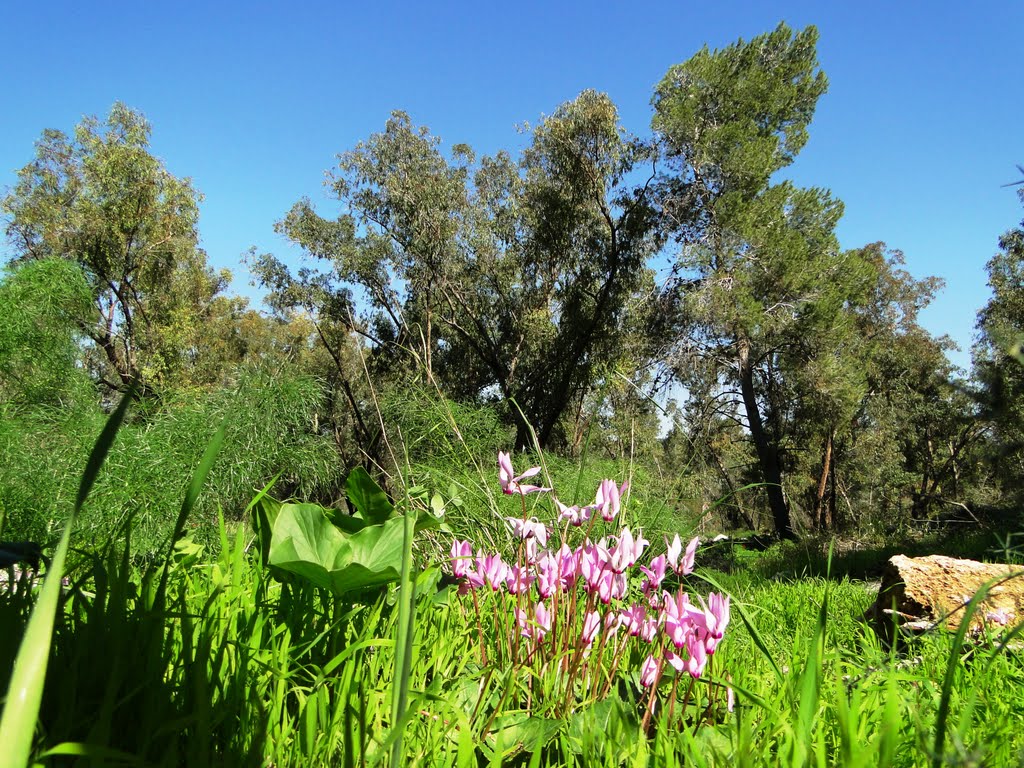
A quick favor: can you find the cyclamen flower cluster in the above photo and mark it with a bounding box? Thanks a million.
[449,452,731,691]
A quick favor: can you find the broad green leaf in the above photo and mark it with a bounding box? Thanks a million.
[267,502,405,595]
[482,712,562,761]
[346,466,394,524]
[251,495,283,567]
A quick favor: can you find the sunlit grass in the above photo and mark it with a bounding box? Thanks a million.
[2,391,1023,766]
[3,513,1023,765]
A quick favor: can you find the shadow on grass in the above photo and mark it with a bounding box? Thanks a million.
[701,517,1024,582]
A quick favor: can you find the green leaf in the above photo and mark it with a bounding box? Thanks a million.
[346,467,394,524]
[267,502,405,595]
[155,420,226,609]
[251,494,283,567]
[482,712,562,761]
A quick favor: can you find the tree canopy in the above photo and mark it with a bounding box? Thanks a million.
[1,26,1008,542]
[255,90,661,449]
[2,103,231,395]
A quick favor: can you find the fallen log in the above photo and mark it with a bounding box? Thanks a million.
[866,554,1024,645]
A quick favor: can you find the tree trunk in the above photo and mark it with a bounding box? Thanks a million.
[814,430,834,530]
[737,339,795,540]
[712,451,754,530]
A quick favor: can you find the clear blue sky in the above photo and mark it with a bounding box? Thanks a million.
[2,1,1021,371]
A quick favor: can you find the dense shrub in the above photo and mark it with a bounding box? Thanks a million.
[0,368,342,552]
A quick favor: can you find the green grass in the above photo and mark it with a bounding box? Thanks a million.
[3,387,1024,766]
[3,514,1023,765]
[0,368,342,553]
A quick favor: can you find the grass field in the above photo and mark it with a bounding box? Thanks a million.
[2,404,1023,767]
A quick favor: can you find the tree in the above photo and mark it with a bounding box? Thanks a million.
[255,92,660,449]
[2,103,229,395]
[790,244,970,530]
[974,186,1024,496]
[651,24,834,538]
[650,25,958,539]
[0,259,95,409]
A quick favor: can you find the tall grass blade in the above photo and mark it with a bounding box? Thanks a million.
[932,582,990,768]
[389,506,418,766]
[0,388,133,768]
[795,584,828,763]
[155,420,227,608]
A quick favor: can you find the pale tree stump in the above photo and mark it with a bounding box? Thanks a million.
[866,555,1024,644]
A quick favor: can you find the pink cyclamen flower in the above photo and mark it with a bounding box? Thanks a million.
[515,602,551,640]
[594,479,627,522]
[581,611,602,646]
[666,534,682,571]
[479,552,508,592]
[608,527,649,573]
[498,451,552,495]
[461,560,485,593]
[506,516,549,547]
[985,608,1013,626]
[663,590,697,649]
[607,528,634,573]
[620,603,647,637]
[685,635,708,678]
[706,592,730,640]
[505,565,535,595]
[450,540,473,579]
[640,615,660,643]
[604,610,622,639]
[597,570,627,605]
[665,638,706,679]
[557,544,579,589]
[580,541,606,591]
[534,601,552,637]
[514,607,529,635]
[640,554,667,594]
[640,654,660,687]
[536,554,559,599]
[665,651,685,675]
[680,536,700,576]
[524,537,541,565]
[555,498,590,526]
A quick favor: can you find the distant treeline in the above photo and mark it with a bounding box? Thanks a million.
[3,24,1024,543]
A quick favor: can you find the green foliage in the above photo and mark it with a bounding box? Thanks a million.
[0,259,96,409]
[379,384,515,462]
[651,25,959,538]
[1,103,233,394]
[253,468,441,597]
[256,91,660,449]
[975,188,1024,502]
[0,368,341,551]
[4,528,1024,766]
[0,388,133,768]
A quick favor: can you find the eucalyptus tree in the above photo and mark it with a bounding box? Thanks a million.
[256,91,660,449]
[1,103,228,395]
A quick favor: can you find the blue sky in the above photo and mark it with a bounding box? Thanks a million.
[2,1,1021,370]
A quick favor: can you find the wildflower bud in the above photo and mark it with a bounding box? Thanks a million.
[581,611,601,646]
[640,655,659,687]
[450,540,473,579]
